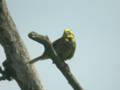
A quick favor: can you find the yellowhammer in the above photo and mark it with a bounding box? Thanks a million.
[28,29,76,64]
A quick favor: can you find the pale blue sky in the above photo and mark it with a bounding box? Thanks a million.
[0,0,120,90]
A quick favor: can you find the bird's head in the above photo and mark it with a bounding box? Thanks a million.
[63,29,74,38]
[63,29,75,42]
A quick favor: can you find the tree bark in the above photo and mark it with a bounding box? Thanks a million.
[0,0,46,90]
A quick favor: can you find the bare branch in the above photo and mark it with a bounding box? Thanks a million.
[28,32,84,90]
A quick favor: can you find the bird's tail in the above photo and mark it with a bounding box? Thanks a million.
[26,54,49,64]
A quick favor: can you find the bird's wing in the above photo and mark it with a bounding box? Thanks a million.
[53,37,71,54]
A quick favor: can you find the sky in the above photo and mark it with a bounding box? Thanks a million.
[0,0,120,90]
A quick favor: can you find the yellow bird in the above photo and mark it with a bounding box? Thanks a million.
[28,29,76,64]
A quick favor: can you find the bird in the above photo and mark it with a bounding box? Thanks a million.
[28,29,76,64]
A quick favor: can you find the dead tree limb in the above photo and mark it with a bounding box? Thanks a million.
[28,32,83,90]
[0,0,46,90]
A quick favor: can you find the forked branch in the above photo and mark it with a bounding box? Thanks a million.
[28,32,83,90]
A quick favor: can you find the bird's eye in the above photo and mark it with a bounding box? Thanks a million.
[65,31,69,35]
